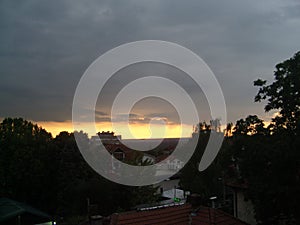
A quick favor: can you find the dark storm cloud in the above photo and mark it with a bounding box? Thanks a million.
[95,111,108,116]
[1,0,300,124]
[108,113,176,125]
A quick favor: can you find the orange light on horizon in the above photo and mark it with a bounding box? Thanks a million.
[34,121,75,137]
[34,120,193,139]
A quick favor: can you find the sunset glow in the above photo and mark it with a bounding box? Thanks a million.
[36,120,193,139]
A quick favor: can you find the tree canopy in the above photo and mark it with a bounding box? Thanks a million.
[180,51,300,224]
[235,51,300,224]
[0,118,158,224]
[254,51,300,134]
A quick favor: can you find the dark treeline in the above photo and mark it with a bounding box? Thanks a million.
[0,119,158,224]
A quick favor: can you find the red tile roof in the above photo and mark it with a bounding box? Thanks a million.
[109,203,248,225]
[110,203,191,225]
[192,206,248,225]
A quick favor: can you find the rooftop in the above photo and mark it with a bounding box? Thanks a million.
[108,203,248,225]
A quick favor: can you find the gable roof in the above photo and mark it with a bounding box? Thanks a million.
[109,203,248,225]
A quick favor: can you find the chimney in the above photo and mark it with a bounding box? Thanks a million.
[209,196,217,208]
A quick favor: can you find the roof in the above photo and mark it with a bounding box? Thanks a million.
[0,198,50,223]
[191,206,248,225]
[110,203,191,225]
[109,203,248,225]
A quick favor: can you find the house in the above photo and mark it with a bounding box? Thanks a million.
[155,155,184,178]
[161,188,185,201]
[226,182,256,225]
[98,131,121,144]
[90,132,122,146]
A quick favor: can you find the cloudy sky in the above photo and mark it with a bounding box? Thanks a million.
[1,0,300,138]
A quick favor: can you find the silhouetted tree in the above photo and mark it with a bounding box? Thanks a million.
[180,123,223,201]
[0,118,59,213]
[254,51,300,135]
[228,51,300,224]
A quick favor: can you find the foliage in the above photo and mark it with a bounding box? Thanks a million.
[0,118,158,223]
[233,115,268,136]
[180,51,300,224]
[228,122,300,224]
[0,118,58,213]
[179,126,224,201]
[229,51,300,224]
[254,51,300,134]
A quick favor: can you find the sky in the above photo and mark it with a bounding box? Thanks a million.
[1,0,300,138]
